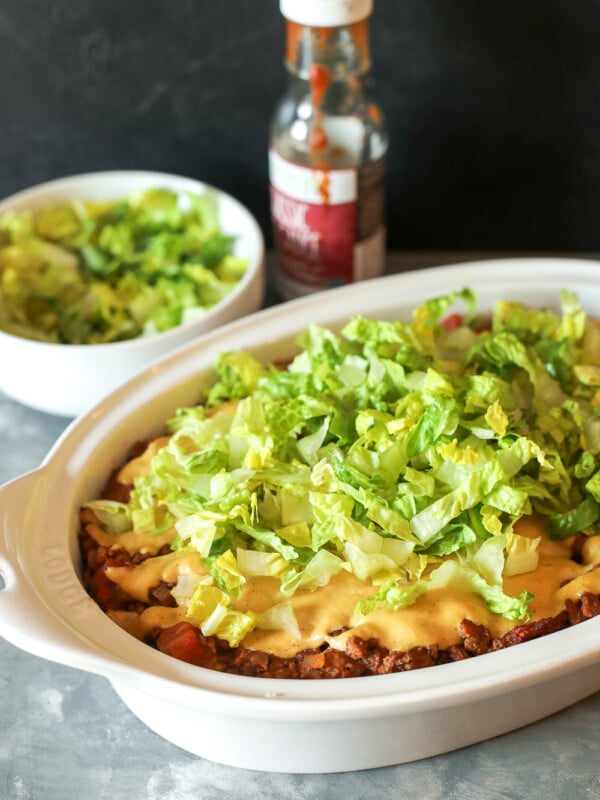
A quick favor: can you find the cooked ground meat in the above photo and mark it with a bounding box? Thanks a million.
[78,529,172,612]
[148,580,178,608]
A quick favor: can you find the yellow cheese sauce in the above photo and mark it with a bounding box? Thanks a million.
[97,516,600,657]
[83,519,177,556]
[241,579,501,657]
[87,442,600,657]
[237,571,370,656]
[116,436,170,485]
[105,550,207,603]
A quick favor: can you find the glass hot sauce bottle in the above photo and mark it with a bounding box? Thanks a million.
[269,0,388,301]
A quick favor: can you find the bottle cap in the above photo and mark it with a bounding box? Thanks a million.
[280,0,373,27]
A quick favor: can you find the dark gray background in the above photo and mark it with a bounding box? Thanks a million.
[1,0,599,250]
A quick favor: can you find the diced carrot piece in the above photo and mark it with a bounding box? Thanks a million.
[156,622,205,666]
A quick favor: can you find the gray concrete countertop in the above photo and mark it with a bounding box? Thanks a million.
[1,254,599,799]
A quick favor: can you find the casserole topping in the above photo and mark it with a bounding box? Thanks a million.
[79,290,600,677]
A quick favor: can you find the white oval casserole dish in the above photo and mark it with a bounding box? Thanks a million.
[0,258,599,773]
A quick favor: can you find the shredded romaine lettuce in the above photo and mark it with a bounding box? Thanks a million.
[93,289,600,639]
[0,188,248,344]
[186,584,257,647]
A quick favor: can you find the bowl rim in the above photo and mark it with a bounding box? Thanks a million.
[1,257,600,721]
[0,169,265,352]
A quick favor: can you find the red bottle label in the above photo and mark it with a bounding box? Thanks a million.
[270,149,385,299]
[270,184,356,292]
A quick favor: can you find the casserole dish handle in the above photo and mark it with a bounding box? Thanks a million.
[0,471,103,670]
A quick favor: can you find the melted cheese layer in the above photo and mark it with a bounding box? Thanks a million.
[93,516,600,657]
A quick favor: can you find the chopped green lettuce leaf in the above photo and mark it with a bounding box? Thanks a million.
[83,499,131,534]
[186,584,256,647]
[101,289,600,648]
[0,188,248,344]
[503,532,541,577]
[255,602,301,638]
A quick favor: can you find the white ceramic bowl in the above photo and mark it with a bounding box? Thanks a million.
[1,259,599,773]
[0,170,265,417]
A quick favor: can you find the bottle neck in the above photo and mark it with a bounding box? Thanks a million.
[284,19,371,84]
